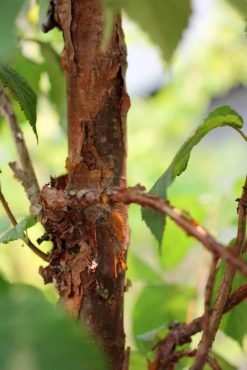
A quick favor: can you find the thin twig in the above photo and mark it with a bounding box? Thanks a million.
[224,283,247,312]
[233,127,247,142]
[25,237,49,261]
[204,256,219,313]
[112,186,247,277]
[202,255,219,349]
[122,347,130,370]
[0,187,17,226]
[191,177,247,370]
[0,86,40,208]
[0,186,49,261]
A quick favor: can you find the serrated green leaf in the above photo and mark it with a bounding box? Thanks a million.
[133,283,194,353]
[0,0,25,58]
[0,284,107,370]
[0,63,38,139]
[0,215,37,244]
[102,0,192,61]
[142,105,244,245]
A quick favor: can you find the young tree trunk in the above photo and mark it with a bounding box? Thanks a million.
[39,1,130,369]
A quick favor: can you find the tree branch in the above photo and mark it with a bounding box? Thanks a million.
[202,255,219,346]
[0,86,40,208]
[112,186,247,277]
[204,256,219,314]
[191,176,247,370]
[224,283,247,312]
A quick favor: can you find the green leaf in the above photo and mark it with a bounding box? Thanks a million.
[0,63,38,139]
[136,323,168,351]
[0,284,107,370]
[0,215,37,244]
[133,283,194,353]
[0,0,25,58]
[142,105,244,245]
[102,0,192,61]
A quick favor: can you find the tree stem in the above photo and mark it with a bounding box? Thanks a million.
[39,1,130,368]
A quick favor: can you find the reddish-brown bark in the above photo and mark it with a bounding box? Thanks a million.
[39,1,130,369]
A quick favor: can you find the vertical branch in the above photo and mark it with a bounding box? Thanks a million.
[0,86,40,208]
[191,177,247,370]
[204,256,218,314]
[39,1,130,369]
[0,187,17,226]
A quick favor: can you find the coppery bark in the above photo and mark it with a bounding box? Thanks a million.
[39,1,129,369]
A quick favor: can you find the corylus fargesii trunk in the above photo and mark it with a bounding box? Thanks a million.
[39,1,130,369]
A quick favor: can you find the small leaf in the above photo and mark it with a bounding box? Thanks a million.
[136,323,167,346]
[102,0,192,61]
[142,106,244,245]
[0,284,107,370]
[0,215,37,244]
[0,63,38,139]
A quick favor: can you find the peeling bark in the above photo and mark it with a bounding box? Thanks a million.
[39,1,130,369]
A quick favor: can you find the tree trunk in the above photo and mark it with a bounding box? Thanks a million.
[39,1,130,369]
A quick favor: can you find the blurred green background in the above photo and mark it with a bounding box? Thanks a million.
[0,0,246,369]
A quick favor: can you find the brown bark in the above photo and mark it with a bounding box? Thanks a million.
[39,1,130,369]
